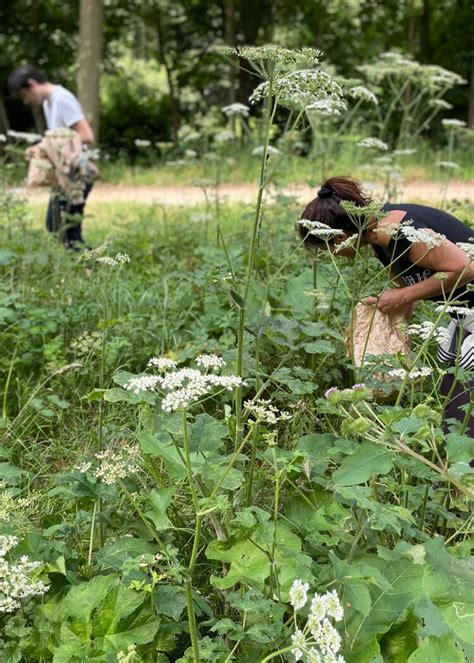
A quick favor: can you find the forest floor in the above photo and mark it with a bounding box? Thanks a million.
[19,179,474,206]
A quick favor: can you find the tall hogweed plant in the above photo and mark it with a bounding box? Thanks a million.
[0,49,473,663]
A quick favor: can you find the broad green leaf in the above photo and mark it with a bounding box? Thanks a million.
[333,443,393,486]
[422,538,474,644]
[97,538,157,570]
[155,585,187,621]
[61,575,119,622]
[95,585,145,634]
[0,462,24,485]
[146,487,175,531]
[188,413,227,454]
[408,634,465,662]
[303,339,335,354]
[99,619,160,652]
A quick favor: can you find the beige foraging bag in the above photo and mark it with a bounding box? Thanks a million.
[346,302,411,366]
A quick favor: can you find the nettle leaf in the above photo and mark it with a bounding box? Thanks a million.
[407,634,465,662]
[333,443,393,486]
[422,538,474,645]
[146,487,176,531]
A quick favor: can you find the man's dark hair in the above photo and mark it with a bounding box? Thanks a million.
[8,65,47,98]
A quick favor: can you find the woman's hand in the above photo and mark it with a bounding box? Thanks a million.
[364,288,414,315]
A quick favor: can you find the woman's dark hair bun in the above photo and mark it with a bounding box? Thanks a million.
[317,186,334,199]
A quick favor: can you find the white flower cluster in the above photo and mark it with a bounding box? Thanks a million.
[407,322,450,345]
[400,225,448,248]
[244,398,292,425]
[0,536,49,614]
[298,219,344,240]
[0,134,6,143]
[251,145,282,157]
[428,99,452,109]
[147,357,178,371]
[96,253,131,266]
[214,130,235,143]
[75,443,140,485]
[456,242,474,261]
[288,580,344,662]
[225,45,321,66]
[436,161,460,169]
[81,245,131,266]
[7,130,42,143]
[117,644,138,663]
[393,148,417,156]
[134,139,152,148]
[435,305,473,316]
[222,102,250,117]
[250,70,344,112]
[196,354,226,371]
[124,355,245,412]
[357,137,388,151]
[307,97,347,117]
[388,367,433,380]
[349,86,378,105]
[441,119,467,128]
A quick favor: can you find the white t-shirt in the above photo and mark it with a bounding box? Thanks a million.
[43,85,84,130]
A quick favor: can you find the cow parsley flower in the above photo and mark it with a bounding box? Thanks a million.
[224,45,321,67]
[388,367,433,380]
[407,322,450,344]
[0,536,49,614]
[250,70,343,111]
[400,225,448,248]
[291,628,307,661]
[290,579,310,610]
[214,130,235,143]
[435,305,473,316]
[244,398,292,425]
[298,219,344,240]
[148,357,178,371]
[437,160,460,169]
[456,242,474,260]
[251,145,282,157]
[441,119,467,128]
[357,137,388,151]
[134,139,152,148]
[7,130,42,143]
[124,375,162,394]
[283,586,345,662]
[196,354,226,371]
[222,102,250,117]
[428,99,452,109]
[349,86,378,104]
[393,148,417,156]
[76,443,141,485]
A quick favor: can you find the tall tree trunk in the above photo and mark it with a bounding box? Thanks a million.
[224,0,237,127]
[407,0,416,57]
[0,93,10,134]
[154,0,181,144]
[420,0,431,63]
[469,50,474,129]
[78,0,104,145]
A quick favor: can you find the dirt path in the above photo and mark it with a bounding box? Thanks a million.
[20,180,474,206]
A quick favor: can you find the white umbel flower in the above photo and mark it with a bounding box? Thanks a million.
[196,354,227,371]
[291,628,307,661]
[441,118,467,128]
[357,137,388,151]
[349,86,378,104]
[289,579,310,610]
[148,357,178,371]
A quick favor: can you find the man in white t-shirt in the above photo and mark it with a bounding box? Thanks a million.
[8,65,94,248]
